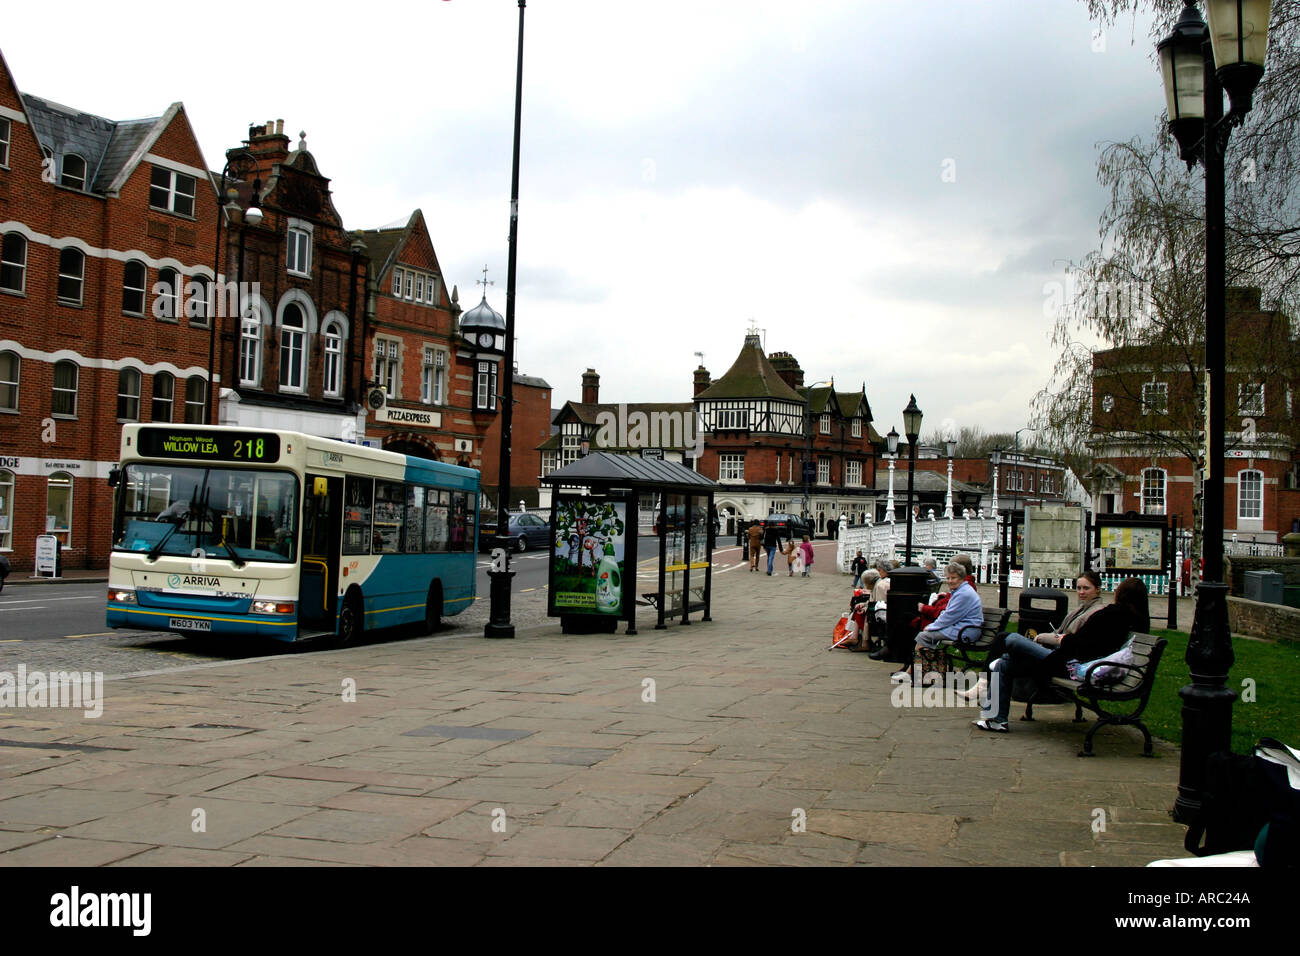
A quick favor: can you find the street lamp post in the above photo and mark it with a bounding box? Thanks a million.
[885,427,899,527]
[992,447,1009,607]
[902,395,923,565]
[1156,0,1269,824]
[943,436,957,519]
[206,149,258,423]
[485,0,528,639]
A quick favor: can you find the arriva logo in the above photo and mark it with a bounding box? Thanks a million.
[167,574,220,589]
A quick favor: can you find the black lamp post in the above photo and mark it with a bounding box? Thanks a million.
[1156,1,1270,824]
[902,395,922,565]
[485,0,527,639]
[206,149,258,422]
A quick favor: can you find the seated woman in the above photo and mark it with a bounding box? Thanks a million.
[973,576,1149,733]
[957,569,1104,701]
[890,561,984,684]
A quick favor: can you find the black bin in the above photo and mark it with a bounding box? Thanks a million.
[1017,587,1068,637]
[884,566,933,663]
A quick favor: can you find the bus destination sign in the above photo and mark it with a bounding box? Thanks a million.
[137,428,281,464]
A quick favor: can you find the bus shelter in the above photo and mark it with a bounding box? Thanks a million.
[541,453,717,635]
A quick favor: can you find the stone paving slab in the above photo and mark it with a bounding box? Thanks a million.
[0,558,1197,866]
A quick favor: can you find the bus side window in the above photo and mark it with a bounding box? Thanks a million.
[405,485,425,554]
[342,476,373,555]
[449,492,467,551]
[424,489,448,553]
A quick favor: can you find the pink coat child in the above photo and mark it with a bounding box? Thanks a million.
[798,538,814,577]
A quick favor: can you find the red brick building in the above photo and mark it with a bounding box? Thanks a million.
[1,49,221,570]
[480,369,552,509]
[1088,287,1300,543]
[693,333,880,530]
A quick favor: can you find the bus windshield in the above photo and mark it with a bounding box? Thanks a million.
[113,463,299,564]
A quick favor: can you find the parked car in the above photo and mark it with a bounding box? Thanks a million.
[479,512,552,552]
[763,512,810,539]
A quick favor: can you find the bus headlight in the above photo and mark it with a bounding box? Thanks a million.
[108,589,137,604]
[251,600,295,615]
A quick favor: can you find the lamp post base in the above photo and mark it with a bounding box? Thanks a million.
[1173,580,1236,824]
[484,567,516,639]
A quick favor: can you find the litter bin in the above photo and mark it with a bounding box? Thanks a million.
[883,566,933,664]
[1243,570,1284,605]
[1017,587,1068,637]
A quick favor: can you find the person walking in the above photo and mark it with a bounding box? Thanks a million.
[762,520,787,576]
[799,536,815,577]
[850,550,868,588]
[747,522,763,572]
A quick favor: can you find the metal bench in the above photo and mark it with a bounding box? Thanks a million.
[1044,632,1169,757]
[943,607,1013,671]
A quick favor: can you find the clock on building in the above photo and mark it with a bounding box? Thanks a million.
[478,332,494,348]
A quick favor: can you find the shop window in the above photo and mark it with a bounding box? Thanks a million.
[46,471,73,546]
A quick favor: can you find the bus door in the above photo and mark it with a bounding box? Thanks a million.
[300,474,342,629]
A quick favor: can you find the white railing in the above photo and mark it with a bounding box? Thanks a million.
[837,512,1000,576]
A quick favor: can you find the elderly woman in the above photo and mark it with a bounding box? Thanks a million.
[890,561,983,684]
[973,577,1149,733]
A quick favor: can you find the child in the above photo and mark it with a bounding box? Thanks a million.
[785,540,799,576]
[799,536,814,577]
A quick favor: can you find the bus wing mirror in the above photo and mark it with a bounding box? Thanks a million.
[313,477,329,497]
[107,467,121,488]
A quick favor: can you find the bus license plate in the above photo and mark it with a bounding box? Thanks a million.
[169,618,210,632]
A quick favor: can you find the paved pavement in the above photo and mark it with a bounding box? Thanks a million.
[0,545,1192,866]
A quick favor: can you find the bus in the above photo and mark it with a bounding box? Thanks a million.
[106,424,478,645]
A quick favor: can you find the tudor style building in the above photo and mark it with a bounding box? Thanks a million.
[693,333,880,531]
[1088,287,1300,543]
[0,48,222,570]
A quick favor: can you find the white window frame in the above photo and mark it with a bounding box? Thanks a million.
[819,413,831,435]
[1238,382,1265,416]
[287,225,312,276]
[1237,468,1263,521]
[46,471,73,548]
[240,309,262,387]
[415,275,424,302]
[425,274,440,304]
[184,376,206,423]
[476,361,498,410]
[117,367,142,422]
[280,305,308,393]
[1141,467,1166,516]
[1,232,26,293]
[52,360,78,417]
[0,468,13,550]
[846,460,863,487]
[392,268,403,296]
[0,118,10,168]
[0,350,18,412]
[149,166,196,217]
[152,372,174,422]
[1141,380,1168,416]
[422,347,446,404]
[57,248,84,304]
[851,419,862,438]
[122,260,147,315]
[719,454,745,482]
[60,153,87,191]
[405,273,414,300]
[322,320,343,397]
[375,337,400,398]
[817,456,830,484]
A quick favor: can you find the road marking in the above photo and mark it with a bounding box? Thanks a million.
[0,595,99,605]
[0,606,48,612]
[0,639,21,644]
[64,633,112,639]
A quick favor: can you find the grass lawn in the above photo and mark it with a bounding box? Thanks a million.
[1142,629,1300,755]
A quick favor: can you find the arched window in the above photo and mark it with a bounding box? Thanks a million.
[1141,467,1166,516]
[240,309,262,386]
[279,303,306,392]
[47,471,74,547]
[1,233,26,293]
[60,154,87,191]
[185,376,206,424]
[1238,469,1263,521]
[152,372,174,422]
[155,267,178,320]
[52,360,78,416]
[117,367,141,421]
[322,319,342,397]
[122,260,147,315]
[187,276,210,327]
[0,350,18,411]
[0,468,13,550]
[57,248,84,304]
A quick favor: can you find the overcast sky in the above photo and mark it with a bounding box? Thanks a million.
[5,0,1169,438]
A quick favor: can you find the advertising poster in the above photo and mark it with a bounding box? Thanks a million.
[552,498,627,616]
[1099,525,1163,571]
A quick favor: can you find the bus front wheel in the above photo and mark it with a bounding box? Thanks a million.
[336,591,363,647]
[423,583,443,635]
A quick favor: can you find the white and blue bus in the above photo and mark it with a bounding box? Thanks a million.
[106,424,478,645]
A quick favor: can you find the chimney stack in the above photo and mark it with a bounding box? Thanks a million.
[581,368,600,404]
[694,365,711,396]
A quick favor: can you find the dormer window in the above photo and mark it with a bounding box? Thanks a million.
[60,154,87,191]
[819,413,831,434]
[149,166,196,217]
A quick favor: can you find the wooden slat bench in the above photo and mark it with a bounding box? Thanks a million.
[943,607,1013,671]
[1045,631,1169,757]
